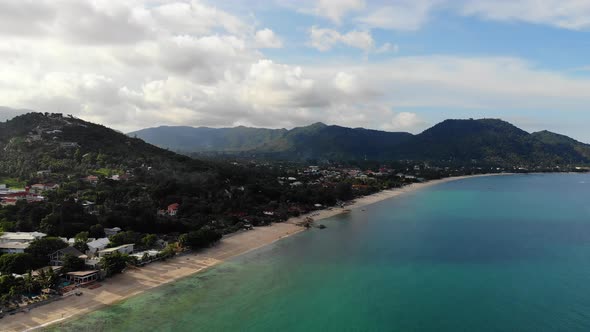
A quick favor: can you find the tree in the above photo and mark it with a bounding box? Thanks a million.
[89,224,105,238]
[335,182,353,201]
[61,254,86,273]
[100,252,129,277]
[25,237,68,267]
[179,228,222,250]
[73,231,89,252]
[0,253,35,274]
[109,231,142,247]
[37,267,59,289]
[141,234,157,248]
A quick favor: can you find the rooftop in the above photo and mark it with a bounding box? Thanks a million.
[66,270,99,277]
[0,242,30,249]
[0,231,46,242]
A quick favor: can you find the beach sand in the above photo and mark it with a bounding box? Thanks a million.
[2,173,505,331]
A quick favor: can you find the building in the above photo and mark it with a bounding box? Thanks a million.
[86,238,110,256]
[83,175,99,184]
[30,183,59,194]
[0,242,29,254]
[167,203,180,216]
[66,270,99,284]
[49,246,85,266]
[0,231,46,244]
[98,244,134,257]
[104,227,122,237]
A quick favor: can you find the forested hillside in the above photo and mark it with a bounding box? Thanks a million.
[131,119,590,166]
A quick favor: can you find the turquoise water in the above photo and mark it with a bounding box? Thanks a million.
[48,174,590,331]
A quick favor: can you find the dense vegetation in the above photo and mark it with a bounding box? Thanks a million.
[132,119,590,166]
[0,114,415,254]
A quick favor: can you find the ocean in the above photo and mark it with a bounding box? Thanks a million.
[48,174,590,331]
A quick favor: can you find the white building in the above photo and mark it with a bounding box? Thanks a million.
[98,244,134,257]
[0,242,29,254]
[87,238,110,256]
[0,232,46,244]
[104,227,122,237]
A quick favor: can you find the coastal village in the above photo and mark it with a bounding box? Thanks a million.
[0,157,493,319]
[1,114,588,328]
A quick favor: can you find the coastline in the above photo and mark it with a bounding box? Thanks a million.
[3,173,509,332]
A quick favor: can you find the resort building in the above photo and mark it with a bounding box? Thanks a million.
[98,244,134,257]
[0,231,46,244]
[87,238,110,256]
[0,241,29,254]
[66,270,99,284]
[49,246,85,266]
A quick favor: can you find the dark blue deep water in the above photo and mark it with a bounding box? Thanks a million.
[50,174,590,331]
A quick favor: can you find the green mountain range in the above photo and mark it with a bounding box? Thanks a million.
[130,119,590,165]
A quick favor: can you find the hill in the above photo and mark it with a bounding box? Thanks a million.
[0,112,202,178]
[131,119,590,165]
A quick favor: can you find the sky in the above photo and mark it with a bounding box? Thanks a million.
[1,0,590,141]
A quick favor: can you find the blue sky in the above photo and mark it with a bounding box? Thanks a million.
[0,0,589,141]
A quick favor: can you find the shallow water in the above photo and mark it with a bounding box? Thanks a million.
[48,174,590,331]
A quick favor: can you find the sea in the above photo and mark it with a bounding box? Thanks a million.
[47,173,590,332]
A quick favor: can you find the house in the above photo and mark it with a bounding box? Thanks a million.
[104,227,122,237]
[82,201,97,214]
[0,242,29,254]
[167,203,180,216]
[86,238,110,256]
[0,231,46,244]
[49,246,85,266]
[31,266,62,277]
[30,183,59,194]
[98,244,134,257]
[66,270,99,284]
[83,175,99,184]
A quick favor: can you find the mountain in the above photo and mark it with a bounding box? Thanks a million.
[130,122,414,160]
[131,119,590,165]
[0,112,203,178]
[130,125,287,152]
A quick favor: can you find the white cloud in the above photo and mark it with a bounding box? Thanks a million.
[461,0,590,30]
[356,0,440,31]
[151,1,250,36]
[255,28,283,48]
[2,0,590,137]
[313,0,366,24]
[382,112,426,132]
[309,27,374,52]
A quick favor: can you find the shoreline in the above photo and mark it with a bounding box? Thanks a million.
[4,173,510,332]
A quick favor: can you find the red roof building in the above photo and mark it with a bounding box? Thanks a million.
[167,203,180,216]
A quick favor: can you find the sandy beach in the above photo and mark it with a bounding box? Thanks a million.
[2,173,506,331]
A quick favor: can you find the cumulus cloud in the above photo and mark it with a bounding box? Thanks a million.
[2,0,590,137]
[255,29,283,48]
